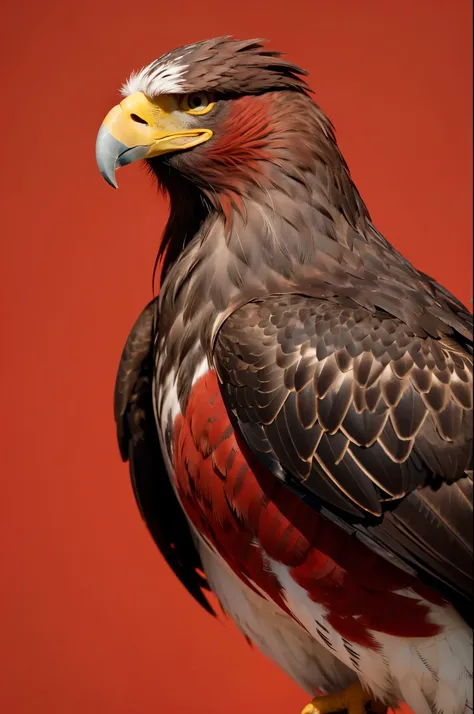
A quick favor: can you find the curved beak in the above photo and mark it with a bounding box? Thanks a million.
[96,126,149,188]
[95,92,212,188]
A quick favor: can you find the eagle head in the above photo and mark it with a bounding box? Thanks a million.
[95,37,320,194]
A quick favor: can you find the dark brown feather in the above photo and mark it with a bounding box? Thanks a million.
[213,295,473,611]
[114,300,214,616]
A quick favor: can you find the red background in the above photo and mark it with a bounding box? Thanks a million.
[1,2,472,713]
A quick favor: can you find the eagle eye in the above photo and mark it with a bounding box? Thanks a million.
[180,92,215,116]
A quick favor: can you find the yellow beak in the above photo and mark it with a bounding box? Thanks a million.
[96,92,213,188]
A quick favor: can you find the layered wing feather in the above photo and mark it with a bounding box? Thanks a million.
[213,295,473,620]
[114,299,214,615]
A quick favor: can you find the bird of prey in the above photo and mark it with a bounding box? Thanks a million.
[96,37,473,714]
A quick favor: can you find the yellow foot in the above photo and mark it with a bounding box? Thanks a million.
[301,681,387,714]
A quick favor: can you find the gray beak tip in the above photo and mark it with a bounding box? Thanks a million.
[102,172,119,189]
[95,124,121,188]
[96,124,150,189]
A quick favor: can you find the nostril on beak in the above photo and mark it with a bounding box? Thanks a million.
[130,113,149,125]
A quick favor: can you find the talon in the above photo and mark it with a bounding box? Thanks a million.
[301,681,385,714]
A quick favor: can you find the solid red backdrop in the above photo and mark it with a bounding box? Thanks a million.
[0,1,472,713]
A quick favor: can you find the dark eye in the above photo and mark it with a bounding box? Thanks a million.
[189,93,207,109]
[180,92,215,115]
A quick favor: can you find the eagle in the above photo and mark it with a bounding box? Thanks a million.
[95,38,473,714]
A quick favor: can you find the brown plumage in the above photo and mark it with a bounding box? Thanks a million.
[215,296,472,613]
[137,36,310,95]
[100,37,473,714]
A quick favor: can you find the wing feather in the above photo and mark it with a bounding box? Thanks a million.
[214,294,473,619]
[114,299,214,616]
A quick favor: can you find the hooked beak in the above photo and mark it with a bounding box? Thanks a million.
[95,92,213,188]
